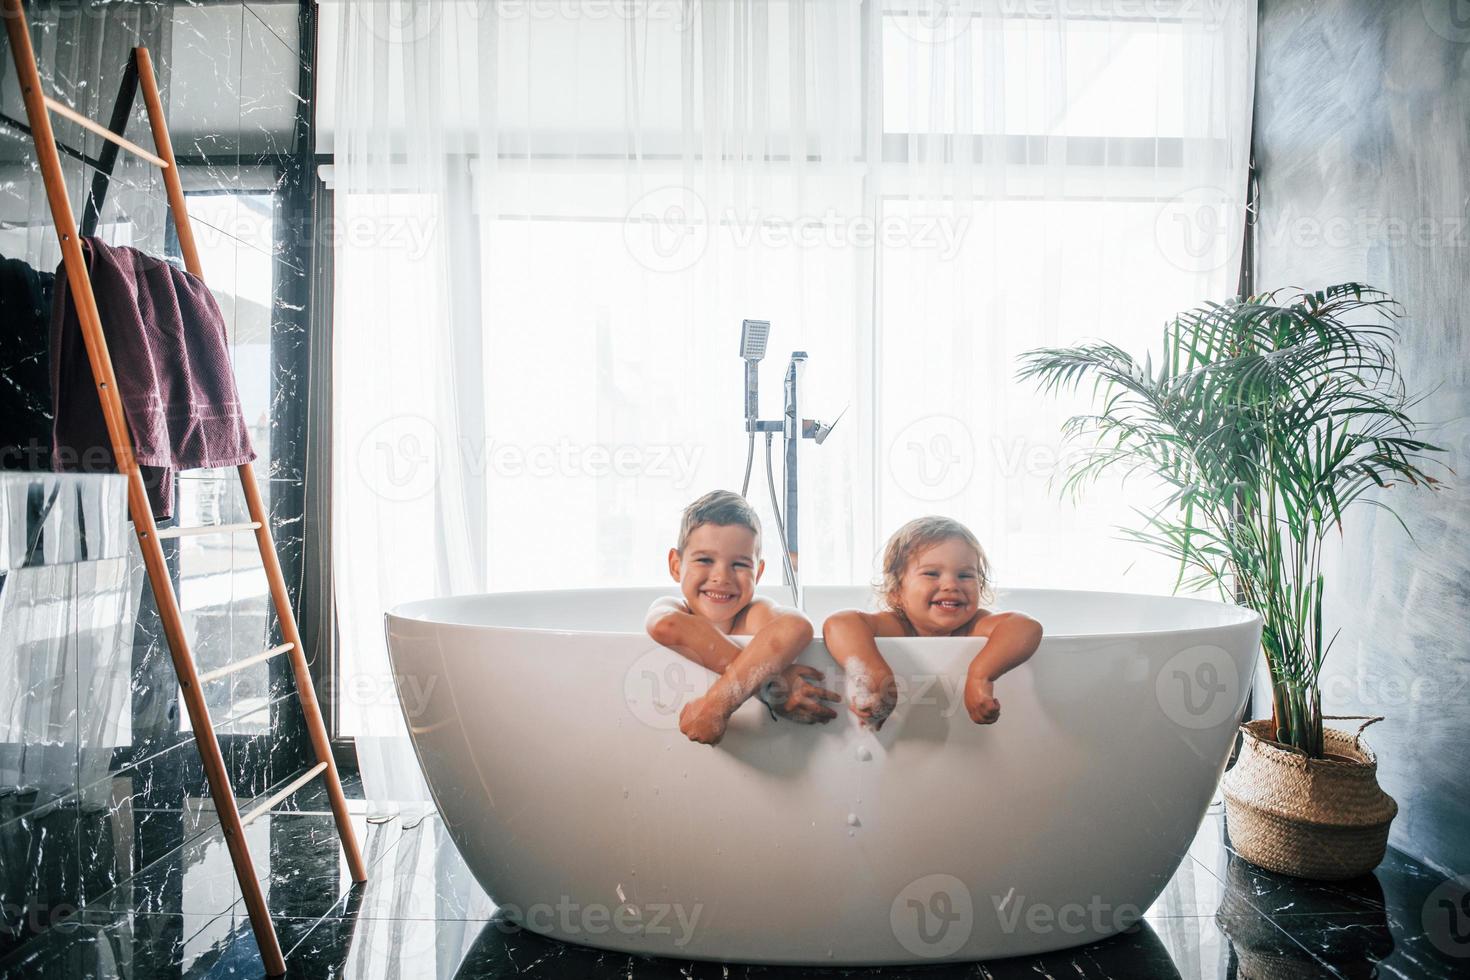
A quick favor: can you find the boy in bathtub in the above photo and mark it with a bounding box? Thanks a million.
[823,516,1043,731]
[645,490,838,745]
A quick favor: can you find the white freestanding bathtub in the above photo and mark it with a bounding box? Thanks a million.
[384,586,1260,965]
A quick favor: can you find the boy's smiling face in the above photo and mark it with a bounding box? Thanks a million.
[893,536,983,636]
[669,522,764,625]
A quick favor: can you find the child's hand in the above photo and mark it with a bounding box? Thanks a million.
[846,662,899,731]
[964,675,1001,725]
[679,695,731,745]
[763,665,841,724]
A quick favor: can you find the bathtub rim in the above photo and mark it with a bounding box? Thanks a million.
[385,584,1261,642]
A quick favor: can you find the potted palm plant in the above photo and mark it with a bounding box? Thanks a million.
[1017,283,1448,879]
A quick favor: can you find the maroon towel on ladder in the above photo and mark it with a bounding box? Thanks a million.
[50,237,256,520]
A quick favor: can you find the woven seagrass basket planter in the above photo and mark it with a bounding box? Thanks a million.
[1221,717,1397,881]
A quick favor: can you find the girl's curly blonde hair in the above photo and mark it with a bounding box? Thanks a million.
[877,516,993,612]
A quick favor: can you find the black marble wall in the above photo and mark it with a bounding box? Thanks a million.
[0,0,317,956]
[1253,0,1470,874]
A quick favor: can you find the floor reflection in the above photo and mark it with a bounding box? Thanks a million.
[1,792,1466,979]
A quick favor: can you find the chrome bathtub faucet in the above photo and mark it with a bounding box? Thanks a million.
[739,319,841,609]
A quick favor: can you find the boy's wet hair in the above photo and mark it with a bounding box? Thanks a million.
[677,490,762,555]
[877,516,993,611]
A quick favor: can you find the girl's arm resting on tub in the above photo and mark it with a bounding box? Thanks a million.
[821,610,900,730]
[961,611,1043,725]
[645,599,742,673]
[964,611,1044,681]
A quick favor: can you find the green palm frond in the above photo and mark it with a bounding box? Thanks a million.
[1017,284,1450,757]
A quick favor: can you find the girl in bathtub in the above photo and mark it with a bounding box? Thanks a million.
[822,516,1043,731]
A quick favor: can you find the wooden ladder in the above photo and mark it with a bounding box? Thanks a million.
[2,3,365,975]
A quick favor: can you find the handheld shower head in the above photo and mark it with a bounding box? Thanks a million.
[740,319,770,362]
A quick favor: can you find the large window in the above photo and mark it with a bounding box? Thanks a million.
[325,0,1254,738]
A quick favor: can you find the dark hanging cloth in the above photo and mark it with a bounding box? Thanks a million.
[0,254,55,471]
[50,237,255,520]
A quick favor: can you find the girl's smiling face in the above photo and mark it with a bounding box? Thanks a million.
[892,536,983,635]
[669,522,764,625]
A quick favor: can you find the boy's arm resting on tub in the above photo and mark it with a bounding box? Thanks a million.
[644,597,743,673]
[679,599,817,745]
[741,601,839,725]
[711,599,813,706]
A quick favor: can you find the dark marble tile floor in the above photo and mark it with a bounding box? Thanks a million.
[0,783,1465,979]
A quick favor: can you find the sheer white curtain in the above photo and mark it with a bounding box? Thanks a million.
[323,0,1256,803]
[875,0,1256,588]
